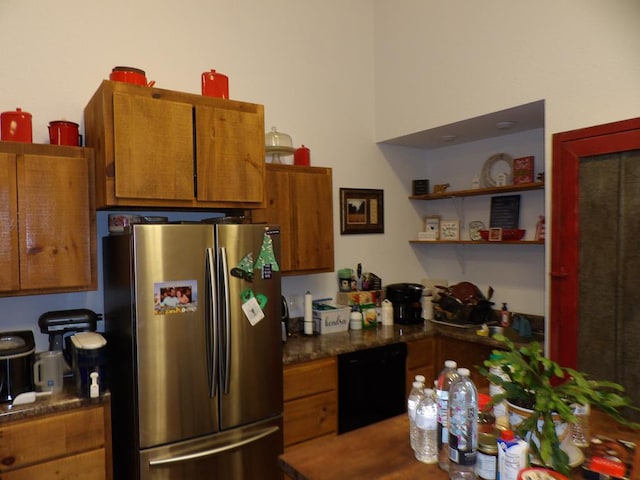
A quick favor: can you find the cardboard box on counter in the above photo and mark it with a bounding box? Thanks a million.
[336,290,383,307]
[313,305,350,335]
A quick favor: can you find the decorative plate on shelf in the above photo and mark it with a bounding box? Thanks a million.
[481,152,513,187]
[468,221,485,241]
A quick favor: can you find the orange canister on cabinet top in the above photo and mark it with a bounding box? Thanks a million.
[294,145,310,166]
[48,120,80,146]
[201,69,229,99]
[1,108,32,143]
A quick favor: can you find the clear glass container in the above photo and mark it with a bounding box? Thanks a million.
[265,126,295,164]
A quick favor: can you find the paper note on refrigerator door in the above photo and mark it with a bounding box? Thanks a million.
[242,296,265,326]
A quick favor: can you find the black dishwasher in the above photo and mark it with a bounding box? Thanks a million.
[337,342,407,434]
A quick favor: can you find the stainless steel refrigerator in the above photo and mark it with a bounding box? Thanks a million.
[103,223,283,480]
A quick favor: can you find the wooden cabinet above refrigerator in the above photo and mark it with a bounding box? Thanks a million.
[84,80,265,209]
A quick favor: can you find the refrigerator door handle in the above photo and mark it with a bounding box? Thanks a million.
[205,247,218,397]
[147,425,280,467]
[218,246,231,394]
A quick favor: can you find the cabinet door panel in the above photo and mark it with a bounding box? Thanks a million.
[0,153,19,292]
[258,168,294,271]
[290,170,333,272]
[17,154,92,290]
[0,448,106,480]
[113,93,194,201]
[195,105,264,203]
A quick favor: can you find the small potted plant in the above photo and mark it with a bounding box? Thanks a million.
[479,334,640,475]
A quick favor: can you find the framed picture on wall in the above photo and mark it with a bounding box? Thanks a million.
[340,188,384,234]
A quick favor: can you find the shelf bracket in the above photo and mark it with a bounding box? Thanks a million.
[453,244,466,274]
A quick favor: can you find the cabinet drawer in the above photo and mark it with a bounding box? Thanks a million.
[283,390,337,447]
[0,406,105,471]
[283,357,337,401]
[0,448,106,480]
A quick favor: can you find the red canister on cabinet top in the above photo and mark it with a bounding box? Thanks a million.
[201,69,229,99]
[294,145,310,166]
[48,120,80,146]
[1,108,32,143]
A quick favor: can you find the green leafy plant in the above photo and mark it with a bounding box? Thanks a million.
[479,334,640,475]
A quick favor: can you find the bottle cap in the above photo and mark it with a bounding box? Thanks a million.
[500,429,515,441]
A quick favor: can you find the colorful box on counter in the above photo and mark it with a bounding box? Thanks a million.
[336,290,383,307]
[312,305,350,335]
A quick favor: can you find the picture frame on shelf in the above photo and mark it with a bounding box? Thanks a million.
[490,194,521,229]
[339,188,384,234]
[423,215,441,240]
[489,227,503,241]
[440,220,460,241]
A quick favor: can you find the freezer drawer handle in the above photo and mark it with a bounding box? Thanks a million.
[147,426,280,467]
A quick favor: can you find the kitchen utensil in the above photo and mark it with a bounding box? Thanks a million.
[11,390,52,407]
[33,350,64,393]
[1,108,32,143]
[265,126,295,164]
[109,66,155,87]
[48,120,80,146]
[0,330,35,403]
[201,69,229,99]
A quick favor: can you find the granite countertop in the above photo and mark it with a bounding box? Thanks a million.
[0,379,110,424]
[282,319,530,365]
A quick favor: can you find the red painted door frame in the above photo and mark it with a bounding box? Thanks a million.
[550,117,640,367]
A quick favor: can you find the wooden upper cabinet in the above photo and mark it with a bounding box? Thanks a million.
[195,105,264,204]
[0,153,19,292]
[84,80,265,209]
[0,143,96,296]
[254,164,334,275]
[113,93,194,201]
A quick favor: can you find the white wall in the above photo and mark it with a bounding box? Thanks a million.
[373,0,640,142]
[0,0,426,351]
[372,0,640,329]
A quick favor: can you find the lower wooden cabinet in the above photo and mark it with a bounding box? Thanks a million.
[406,337,436,396]
[283,357,337,448]
[0,404,111,480]
[436,336,497,389]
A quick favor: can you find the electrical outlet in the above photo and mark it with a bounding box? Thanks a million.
[288,294,303,318]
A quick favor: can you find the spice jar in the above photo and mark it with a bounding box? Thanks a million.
[477,432,498,480]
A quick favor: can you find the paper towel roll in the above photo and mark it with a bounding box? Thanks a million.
[304,291,313,335]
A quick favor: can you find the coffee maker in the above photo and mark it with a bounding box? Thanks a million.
[385,283,425,324]
[38,308,101,375]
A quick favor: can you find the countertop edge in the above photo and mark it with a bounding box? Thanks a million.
[282,321,534,365]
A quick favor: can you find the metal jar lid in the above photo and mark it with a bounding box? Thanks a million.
[478,432,498,454]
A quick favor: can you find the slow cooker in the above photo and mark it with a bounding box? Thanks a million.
[0,330,35,403]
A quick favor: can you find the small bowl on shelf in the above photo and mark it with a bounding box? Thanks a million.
[479,229,526,241]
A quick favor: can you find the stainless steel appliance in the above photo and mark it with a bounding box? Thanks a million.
[103,223,283,480]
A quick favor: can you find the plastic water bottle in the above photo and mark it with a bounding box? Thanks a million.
[448,368,478,480]
[571,402,590,447]
[408,380,425,451]
[436,360,459,471]
[414,388,438,463]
